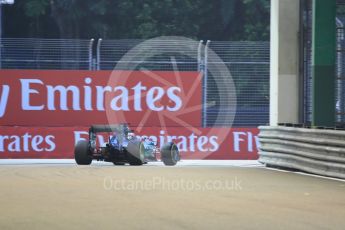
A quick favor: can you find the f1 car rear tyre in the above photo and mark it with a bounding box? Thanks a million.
[74,140,92,165]
[161,142,179,166]
[127,140,145,166]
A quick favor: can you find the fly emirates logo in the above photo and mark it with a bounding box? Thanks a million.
[0,77,183,117]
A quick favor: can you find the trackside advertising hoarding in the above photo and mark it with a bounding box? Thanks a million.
[0,70,259,159]
[0,126,259,159]
[0,70,201,127]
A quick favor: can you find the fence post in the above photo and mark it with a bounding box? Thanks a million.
[336,18,344,123]
[97,38,102,70]
[197,40,203,72]
[203,40,210,127]
[88,38,94,70]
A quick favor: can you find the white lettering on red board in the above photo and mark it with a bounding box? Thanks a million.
[0,78,183,118]
[0,133,55,152]
[74,130,260,154]
[0,85,10,117]
[0,130,260,155]
[0,77,183,117]
[233,131,260,153]
[74,130,219,153]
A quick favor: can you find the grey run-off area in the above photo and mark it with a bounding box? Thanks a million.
[0,160,344,230]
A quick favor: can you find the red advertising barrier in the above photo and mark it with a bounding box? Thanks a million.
[0,70,202,127]
[0,126,259,159]
[0,70,259,160]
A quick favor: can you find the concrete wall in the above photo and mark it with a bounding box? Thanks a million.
[260,1,345,179]
[270,0,300,125]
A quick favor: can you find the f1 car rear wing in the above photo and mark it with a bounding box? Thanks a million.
[89,124,132,133]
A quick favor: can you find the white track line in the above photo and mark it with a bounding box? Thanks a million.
[0,159,260,167]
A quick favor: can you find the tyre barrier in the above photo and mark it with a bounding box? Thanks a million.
[258,126,345,179]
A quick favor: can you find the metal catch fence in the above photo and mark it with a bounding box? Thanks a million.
[0,37,270,128]
[302,0,345,125]
[97,38,199,71]
[206,41,270,127]
[0,38,94,70]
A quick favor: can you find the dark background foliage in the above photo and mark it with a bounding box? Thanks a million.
[2,0,270,40]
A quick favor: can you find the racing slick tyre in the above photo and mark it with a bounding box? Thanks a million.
[161,142,179,166]
[74,140,92,165]
[126,140,145,166]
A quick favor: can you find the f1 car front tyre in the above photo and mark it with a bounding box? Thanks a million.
[161,142,179,166]
[126,140,145,165]
[74,140,92,165]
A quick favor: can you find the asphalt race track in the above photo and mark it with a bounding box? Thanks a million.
[0,160,344,230]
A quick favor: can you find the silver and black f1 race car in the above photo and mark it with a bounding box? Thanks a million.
[74,124,180,166]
